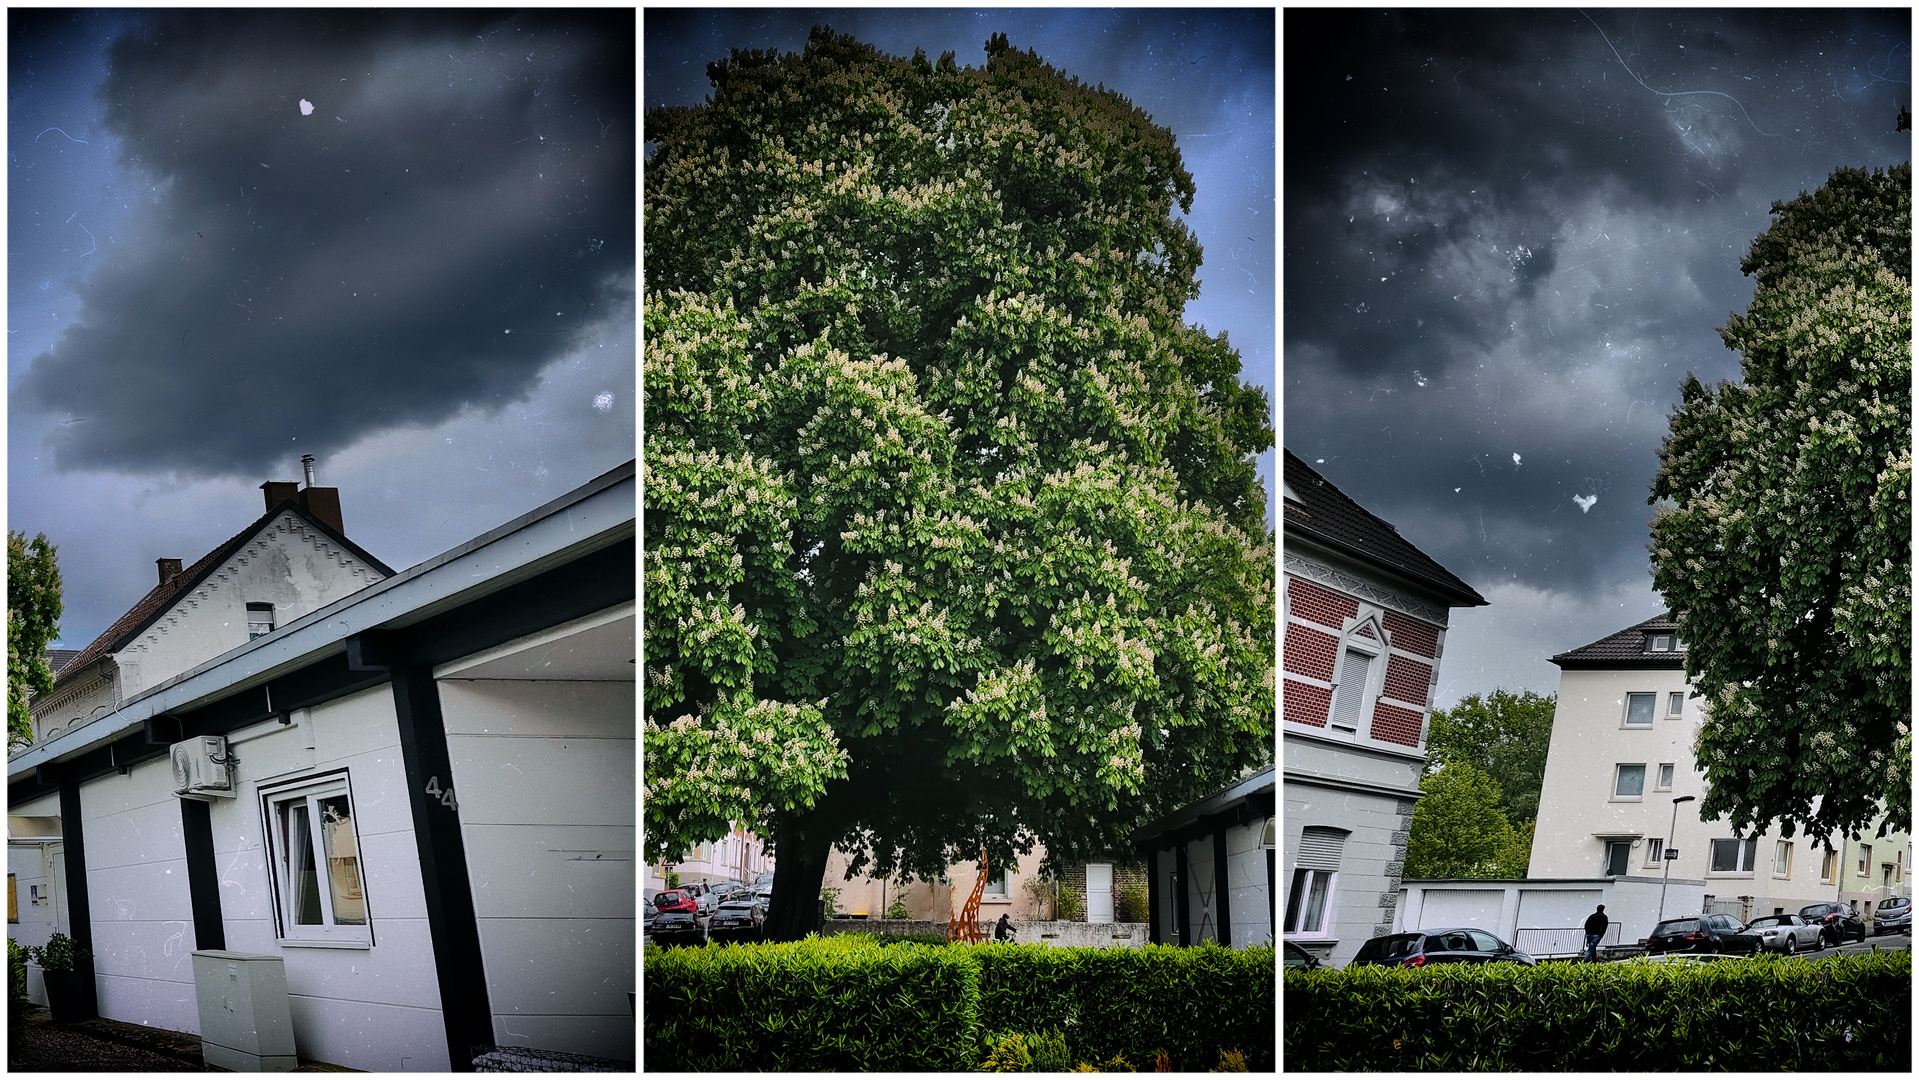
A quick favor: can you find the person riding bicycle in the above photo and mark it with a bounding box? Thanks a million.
[995,913,1017,942]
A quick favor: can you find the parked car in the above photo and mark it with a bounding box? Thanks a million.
[643,894,660,939]
[709,887,772,942]
[1798,902,1867,945]
[1348,928,1535,968]
[1283,941,1324,970]
[651,888,708,945]
[1743,913,1823,955]
[1646,914,1762,956]
[1872,896,1911,936]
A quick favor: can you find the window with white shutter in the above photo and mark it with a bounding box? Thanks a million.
[1328,648,1373,733]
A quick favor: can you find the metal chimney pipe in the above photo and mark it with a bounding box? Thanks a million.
[301,454,317,488]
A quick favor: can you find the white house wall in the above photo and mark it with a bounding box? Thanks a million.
[1224,821,1272,946]
[115,509,385,699]
[207,685,448,1072]
[9,791,64,1005]
[440,677,635,1062]
[1284,782,1415,968]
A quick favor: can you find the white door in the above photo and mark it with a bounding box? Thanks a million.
[1086,863,1114,923]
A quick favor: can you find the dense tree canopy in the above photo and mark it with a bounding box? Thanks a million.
[1423,689,1556,823]
[1650,162,1911,842]
[7,532,63,748]
[1404,761,1530,879]
[644,29,1274,936]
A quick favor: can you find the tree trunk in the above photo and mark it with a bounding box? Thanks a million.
[764,815,831,942]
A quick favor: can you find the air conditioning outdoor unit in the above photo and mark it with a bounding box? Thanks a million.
[171,736,235,800]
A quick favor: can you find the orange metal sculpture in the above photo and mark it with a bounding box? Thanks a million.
[947,848,989,944]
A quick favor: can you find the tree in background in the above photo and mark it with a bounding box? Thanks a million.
[1404,761,1526,879]
[7,532,64,748]
[1423,689,1556,822]
[1650,163,1911,842]
[644,28,1274,939]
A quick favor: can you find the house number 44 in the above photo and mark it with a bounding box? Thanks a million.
[424,776,459,811]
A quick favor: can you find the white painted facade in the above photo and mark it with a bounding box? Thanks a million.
[1532,659,1912,925]
[1395,876,1707,958]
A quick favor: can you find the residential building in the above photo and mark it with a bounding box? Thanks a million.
[1133,764,1276,947]
[1529,612,1912,936]
[821,846,1053,925]
[8,461,635,1070]
[1281,450,1487,967]
[27,460,393,747]
[650,823,774,892]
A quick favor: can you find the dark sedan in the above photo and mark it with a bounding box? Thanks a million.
[1647,914,1761,956]
[709,887,772,942]
[650,887,708,946]
[1349,928,1535,968]
[1798,902,1867,945]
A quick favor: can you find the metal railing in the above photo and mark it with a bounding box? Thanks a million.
[1516,923,1624,959]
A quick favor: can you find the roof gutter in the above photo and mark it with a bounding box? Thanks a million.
[9,461,634,782]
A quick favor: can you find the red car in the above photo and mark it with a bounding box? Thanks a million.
[650,888,707,945]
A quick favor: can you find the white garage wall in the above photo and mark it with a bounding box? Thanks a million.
[440,678,634,1062]
[1413,889,1505,932]
[79,756,200,1035]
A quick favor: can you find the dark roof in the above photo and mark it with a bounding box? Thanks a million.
[1282,450,1487,608]
[1550,612,1686,669]
[53,501,395,687]
[44,649,80,675]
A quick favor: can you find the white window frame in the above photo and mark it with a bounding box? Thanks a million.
[1647,632,1676,652]
[1858,844,1872,878]
[1644,837,1666,868]
[1655,763,1674,791]
[1284,867,1337,938]
[1623,693,1655,727]
[1709,837,1759,875]
[1612,763,1646,800]
[1325,627,1384,741]
[259,771,373,948]
[1774,841,1792,879]
[1666,691,1685,718]
[983,869,1010,897]
[246,602,277,639]
[1604,840,1632,876]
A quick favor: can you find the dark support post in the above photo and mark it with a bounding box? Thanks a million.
[1213,826,1232,948]
[1145,848,1162,945]
[388,661,494,1071]
[56,782,100,1021]
[1267,848,1277,939]
[180,799,226,951]
[1175,843,1191,948]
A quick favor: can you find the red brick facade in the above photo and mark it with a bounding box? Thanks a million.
[1370,700,1425,747]
[1382,610,1439,659]
[1382,654,1433,708]
[1287,578,1358,628]
[1283,680,1332,728]
[1282,625,1339,682]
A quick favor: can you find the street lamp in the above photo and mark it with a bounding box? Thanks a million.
[1659,795,1697,923]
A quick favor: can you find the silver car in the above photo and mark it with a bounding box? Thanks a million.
[1744,912,1823,954]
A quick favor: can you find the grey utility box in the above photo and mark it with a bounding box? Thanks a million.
[191,950,298,1071]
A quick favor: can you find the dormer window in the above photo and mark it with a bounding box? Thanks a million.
[247,603,277,639]
[1646,632,1677,653]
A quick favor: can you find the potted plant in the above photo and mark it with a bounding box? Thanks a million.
[9,938,28,1052]
[25,933,93,1024]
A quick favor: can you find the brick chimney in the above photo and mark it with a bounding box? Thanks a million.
[156,557,183,586]
[260,456,346,534]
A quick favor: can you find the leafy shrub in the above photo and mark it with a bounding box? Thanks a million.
[820,886,841,918]
[981,1030,1071,1071]
[24,933,89,973]
[1211,1048,1248,1071]
[645,935,980,1070]
[8,939,26,1001]
[875,932,953,947]
[1285,950,1910,1070]
[886,894,912,920]
[974,943,1273,1071]
[1116,880,1150,923]
[1055,885,1086,922]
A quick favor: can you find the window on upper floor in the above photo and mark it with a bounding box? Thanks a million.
[1625,693,1655,726]
[262,772,371,946]
[1858,844,1872,877]
[1605,840,1632,876]
[1613,764,1646,798]
[1667,692,1685,717]
[1327,641,1379,739]
[1644,837,1666,867]
[1656,763,1674,791]
[1775,841,1793,878]
[247,602,276,639]
[1821,849,1838,883]
[1710,837,1758,874]
[1646,632,1677,652]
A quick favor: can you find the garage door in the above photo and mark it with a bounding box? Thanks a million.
[1416,889,1504,932]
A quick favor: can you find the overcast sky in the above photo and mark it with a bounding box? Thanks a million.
[1283,9,1910,708]
[644,7,1276,528]
[10,9,635,651]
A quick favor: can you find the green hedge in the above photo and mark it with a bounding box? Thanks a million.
[1285,951,1911,1070]
[644,937,1276,1071]
[975,943,1274,1071]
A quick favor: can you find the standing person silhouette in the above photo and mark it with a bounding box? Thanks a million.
[1584,904,1610,962]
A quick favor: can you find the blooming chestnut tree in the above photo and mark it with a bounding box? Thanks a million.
[644,29,1274,938]
[1650,162,1911,843]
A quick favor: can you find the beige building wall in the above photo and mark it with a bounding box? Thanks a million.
[823,845,1052,924]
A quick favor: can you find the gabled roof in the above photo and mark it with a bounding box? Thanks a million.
[53,501,395,685]
[1282,449,1487,608]
[1550,612,1686,669]
[45,649,80,675]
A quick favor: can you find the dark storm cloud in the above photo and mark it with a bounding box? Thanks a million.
[1285,9,1909,599]
[15,9,634,477]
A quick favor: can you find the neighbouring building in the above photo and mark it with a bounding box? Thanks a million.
[8,461,635,1070]
[649,824,775,892]
[1281,450,1488,968]
[27,459,392,747]
[1528,612,1913,937]
[821,846,1054,925]
[1133,764,1276,948]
